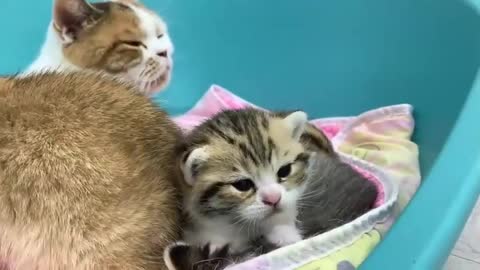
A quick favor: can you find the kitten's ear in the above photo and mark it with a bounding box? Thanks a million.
[164,242,231,270]
[283,111,308,140]
[181,146,209,186]
[53,0,103,44]
[302,124,336,155]
[163,242,194,270]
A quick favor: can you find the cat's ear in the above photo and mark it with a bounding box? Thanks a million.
[53,0,103,44]
[283,111,308,141]
[302,124,336,155]
[164,241,230,270]
[163,242,194,270]
[181,146,209,186]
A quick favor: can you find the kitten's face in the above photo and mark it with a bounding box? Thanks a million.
[182,110,312,223]
[53,0,173,95]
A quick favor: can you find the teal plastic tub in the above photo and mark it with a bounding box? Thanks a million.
[1,0,480,269]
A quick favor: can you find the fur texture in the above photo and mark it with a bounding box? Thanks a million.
[26,0,173,95]
[180,109,314,253]
[163,240,276,270]
[298,151,378,237]
[0,72,182,270]
[164,242,234,270]
[172,108,377,270]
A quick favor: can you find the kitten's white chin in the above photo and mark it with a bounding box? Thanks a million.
[266,224,302,247]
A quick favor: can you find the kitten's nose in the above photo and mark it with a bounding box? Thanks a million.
[260,191,281,207]
[157,50,168,58]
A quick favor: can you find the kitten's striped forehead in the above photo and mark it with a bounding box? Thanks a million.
[183,109,336,221]
[184,109,312,219]
[186,109,335,173]
[191,109,282,166]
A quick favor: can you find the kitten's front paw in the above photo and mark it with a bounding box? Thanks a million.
[207,243,229,255]
[266,225,302,247]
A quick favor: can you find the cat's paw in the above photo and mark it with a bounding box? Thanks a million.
[207,243,229,255]
[201,243,230,258]
[265,225,302,247]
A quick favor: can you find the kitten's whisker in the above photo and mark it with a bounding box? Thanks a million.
[247,219,256,240]
[300,190,320,195]
[297,202,319,207]
[298,195,319,200]
[232,219,244,226]
[246,219,252,239]
[328,218,345,223]
[300,190,325,197]
[299,194,324,200]
[232,215,249,226]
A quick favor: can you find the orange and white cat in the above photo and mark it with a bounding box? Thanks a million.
[0,71,183,270]
[26,0,174,95]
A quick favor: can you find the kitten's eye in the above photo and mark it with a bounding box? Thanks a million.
[277,164,292,179]
[157,34,164,39]
[231,179,255,192]
[123,41,146,48]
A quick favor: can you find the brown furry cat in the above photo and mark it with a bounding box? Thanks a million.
[0,72,182,270]
[26,0,174,96]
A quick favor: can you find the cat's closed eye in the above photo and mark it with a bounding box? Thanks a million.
[231,178,255,192]
[157,34,164,39]
[122,40,147,48]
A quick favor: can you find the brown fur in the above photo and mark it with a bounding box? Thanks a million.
[181,110,334,217]
[55,1,147,72]
[46,0,172,95]
[0,72,182,270]
[171,111,376,270]
[117,0,140,5]
[273,111,335,155]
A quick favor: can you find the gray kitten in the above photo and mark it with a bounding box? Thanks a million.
[299,150,378,237]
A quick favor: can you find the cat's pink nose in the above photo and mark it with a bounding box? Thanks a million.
[260,191,281,207]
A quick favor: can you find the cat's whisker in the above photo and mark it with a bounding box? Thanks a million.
[300,189,325,197]
[298,193,325,200]
[232,215,249,227]
[297,204,323,210]
[298,194,319,200]
[238,221,248,234]
[248,219,256,240]
[296,202,320,206]
[300,190,321,195]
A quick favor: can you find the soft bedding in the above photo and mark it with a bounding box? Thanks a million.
[172,85,420,269]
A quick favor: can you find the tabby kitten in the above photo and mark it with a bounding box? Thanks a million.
[180,109,319,252]
[179,108,378,256]
[0,72,182,270]
[172,109,377,270]
[26,0,173,95]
